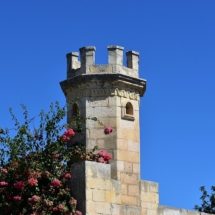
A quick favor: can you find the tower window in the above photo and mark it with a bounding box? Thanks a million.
[126,102,133,115]
[121,101,135,121]
[71,103,78,117]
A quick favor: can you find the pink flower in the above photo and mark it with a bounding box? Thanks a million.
[28,195,40,203]
[64,173,72,179]
[51,179,61,187]
[64,128,75,137]
[13,196,21,201]
[1,168,8,174]
[99,150,105,155]
[55,153,60,158]
[61,135,70,142]
[103,153,111,161]
[58,204,66,212]
[14,181,25,190]
[0,181,8,186]
[28,178,38,186]
[32,195,40,202]
[98,157,105,163]
[70,197,77,206]
[104,126,113,135]
[28,198,32,203]
[75,211,82,215]
[75,149,80,154]
[61,128,75,142]
[44,171,51,177]
[98,150,111,163]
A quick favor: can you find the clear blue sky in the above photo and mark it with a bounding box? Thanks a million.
[1,0,215,210]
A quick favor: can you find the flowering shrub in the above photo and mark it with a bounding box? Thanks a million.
[0,102,113,215]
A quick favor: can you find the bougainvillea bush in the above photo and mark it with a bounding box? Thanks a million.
[0,102,112,215]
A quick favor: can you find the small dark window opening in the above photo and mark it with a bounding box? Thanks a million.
[126,102,133,115]
[71,103,78,117]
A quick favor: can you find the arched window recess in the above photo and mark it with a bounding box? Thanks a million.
[122,101,135,121]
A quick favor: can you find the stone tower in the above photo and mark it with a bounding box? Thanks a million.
[60,46,159,214]
[60,45,146,179]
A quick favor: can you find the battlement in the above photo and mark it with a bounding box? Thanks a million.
[66,45,140,78]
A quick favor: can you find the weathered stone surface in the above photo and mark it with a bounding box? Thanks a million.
[122,205,141,215]
[122,195,138,206]
[140,180,159,193]
[128,140,139,152]
[115,150,140,163]
[128,184,140,196]
[86,177,111,190]
[158,206,203,215]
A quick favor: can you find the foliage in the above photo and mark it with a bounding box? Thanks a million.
[0,102,112,215]
[194,186,215,214]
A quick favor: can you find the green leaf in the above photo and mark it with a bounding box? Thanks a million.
[19,126,27,134]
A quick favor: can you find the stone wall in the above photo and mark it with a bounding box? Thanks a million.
[158,206,208,215]
[71,161,160,215]
[70,161,210,215]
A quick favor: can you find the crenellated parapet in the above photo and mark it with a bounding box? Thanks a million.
[66,46,140,78]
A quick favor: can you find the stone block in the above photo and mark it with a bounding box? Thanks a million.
[86,188,93,200]
[89,128,106,139]
[110,160,124,172]
[147,209,158,215]
[94,117,117,128]
[116,150,140,163]
[87,138,96,149]
[88,97,108,107]
[86,177,111,190]
[120,119,135,129]
[117,139,128,150]
[92,106,117,118]
[128,141,139,152]
[158,206,202,215]
[121,183,128,195]
[111,179,122,194]
[141,192,159,204]
[133,163,140,174]
[110,203,122,215]
[95,201,111,214]
[93,189,106,202]
[86,200,96,214]
[128,184,140,196]
[141,202,158,210]
[117,128,136,141]
[121,172,139,184]
[122,205,141,215]
[108,96,118,106]
[85,161,111,178]
[134,120,140,131]
[97,138,117,149]
[141,208,148,215]
[122,195,138,206]
[105,191,121,204]
[124,162,133,172]
[140,180,159,193]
